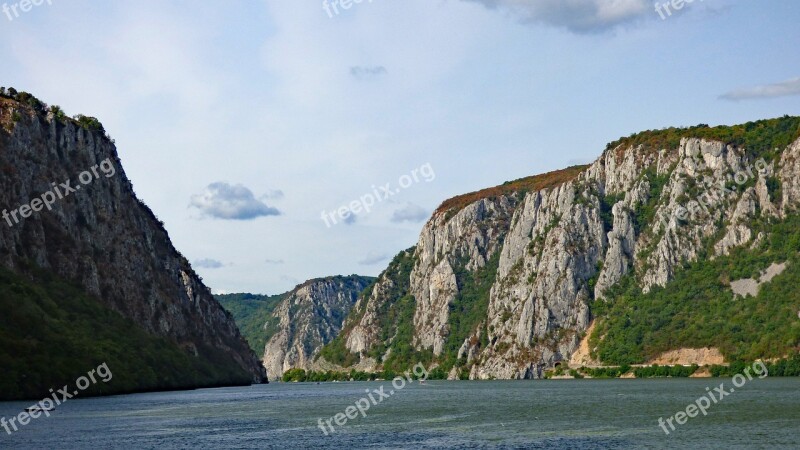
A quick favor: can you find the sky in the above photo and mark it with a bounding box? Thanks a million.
[1,0,799,295]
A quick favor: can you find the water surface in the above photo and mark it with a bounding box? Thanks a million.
[1,378,798,449]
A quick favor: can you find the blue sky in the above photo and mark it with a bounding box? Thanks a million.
[1,0,799,294]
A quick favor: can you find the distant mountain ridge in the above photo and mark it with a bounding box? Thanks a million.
[218,275,374,380]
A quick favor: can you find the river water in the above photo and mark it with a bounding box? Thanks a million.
[1,378,798,449]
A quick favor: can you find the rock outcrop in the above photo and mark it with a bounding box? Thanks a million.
[320,118,800,378]
[261,276,372,379]
[0,91,265,396]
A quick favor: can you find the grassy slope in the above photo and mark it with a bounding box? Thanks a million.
[216,293,284,354]
[0,267,253,401]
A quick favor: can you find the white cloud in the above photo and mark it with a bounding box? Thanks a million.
[391,203,429,223]
[720,77,800,101]
[190,182,281,220]
[462,0,649,33]
[265,259,285,265]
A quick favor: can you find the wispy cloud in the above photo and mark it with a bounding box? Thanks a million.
[265,258,285,265]
[194,258,225,269]
[720,77,800,101]
[190,182,281,220]
[350,66,388,80]
[462,0,649,33]
[358,251,390,266]
[391,203,429,223]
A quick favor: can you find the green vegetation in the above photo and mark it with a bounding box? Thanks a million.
[633,168,671,234]
[439,252,501,374]
[216,292,285,354]
[0,266,253,401]
[281,367,437,383]
[766,175,783,203]
[49,105,67,122]
[12,91,48,115]
[318,248,500,379]
[606,116,800,163]
[217,275,373,355]
[580,366,631,378]
[318,249,433,372]
[599,192,624,233]
[633,364,699,378]
[559,359,799,379]
[709,355,800,377]
[1,87,111,139]
[73,114,105,133]
[591,214,800,365]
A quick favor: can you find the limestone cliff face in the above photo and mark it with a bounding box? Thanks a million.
[0,93,265,386]
[410,197,517,356]
[262,276,372,379]
[323,119,800,379]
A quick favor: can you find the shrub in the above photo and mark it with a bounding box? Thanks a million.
[73,114,105,133]
[50,105,67,122]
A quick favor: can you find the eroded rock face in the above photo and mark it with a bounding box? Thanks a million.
[410,198,516,356]
[0,96,265,384]
[324,129,800,379]
[262,276,372,380]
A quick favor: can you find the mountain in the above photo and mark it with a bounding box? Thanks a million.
[216,292,285,356]
[218,275,374,380]
[0,89,265,400]
[318,116,800,379]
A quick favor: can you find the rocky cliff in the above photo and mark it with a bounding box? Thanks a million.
[320,117,800,379]
[0,90,265,400]
[262,276,372,379]
[219,276,373,380]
